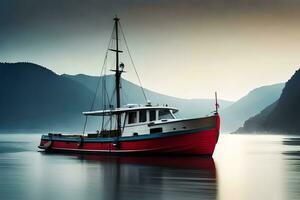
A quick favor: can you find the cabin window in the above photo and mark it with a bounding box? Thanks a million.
[149,110,156,121]
[139,110,147,123]
[159,110,174,120]
[128,111,137,124]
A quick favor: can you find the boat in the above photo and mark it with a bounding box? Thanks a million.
[38,16,220,155]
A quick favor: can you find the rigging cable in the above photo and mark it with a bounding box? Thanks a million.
[82,26,115,136]
[101,59,108,133]
[119,22,148,103]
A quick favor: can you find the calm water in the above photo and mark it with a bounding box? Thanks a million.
[0,134,300,200]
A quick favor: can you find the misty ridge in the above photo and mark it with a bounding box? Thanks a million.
[237,68,300,134]
[0,62,299,134]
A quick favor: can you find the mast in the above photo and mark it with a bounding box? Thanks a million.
[114,16,121,133]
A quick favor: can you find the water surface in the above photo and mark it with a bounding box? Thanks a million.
[0,133,299,200]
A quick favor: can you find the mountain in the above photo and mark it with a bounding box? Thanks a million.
[0,62,94,132]
[63,74,233,118]
[237,68,300,134]
[220,83,284,132]
[0,62,232,133]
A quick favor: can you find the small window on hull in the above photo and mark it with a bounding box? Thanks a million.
[150,128,162,134]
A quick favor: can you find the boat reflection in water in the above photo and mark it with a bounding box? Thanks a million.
[44,153,217,200]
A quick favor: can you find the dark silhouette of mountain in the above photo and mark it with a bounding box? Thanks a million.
[237,69,300,134]
[0,62,94,132]
[0,62,233,133]
[63,74,233,118]
[220,83,284,132]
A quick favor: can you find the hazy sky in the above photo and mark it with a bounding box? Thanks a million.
[1,0,300,101]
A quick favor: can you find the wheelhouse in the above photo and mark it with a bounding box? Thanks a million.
[126,107,177,125]
[83,105,179,136]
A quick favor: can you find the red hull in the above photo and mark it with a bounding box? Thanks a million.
[40,129,219,155]
[39,115,220,155]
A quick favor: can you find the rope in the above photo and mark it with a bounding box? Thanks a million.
[119,22,148,103]
[101,68,107,132]
[82,25,115,136]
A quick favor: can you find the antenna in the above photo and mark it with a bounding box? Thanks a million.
[215,92,219,113]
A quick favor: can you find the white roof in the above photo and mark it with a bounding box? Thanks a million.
[83,105,178,116]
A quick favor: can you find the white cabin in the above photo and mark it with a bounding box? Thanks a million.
[83,104,182,136]
[83,104,210,137]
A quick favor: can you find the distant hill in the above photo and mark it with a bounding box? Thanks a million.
[237,68,300,134]
[0,62,94,132]
[0,62,232,133]
[220,83,284,132]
